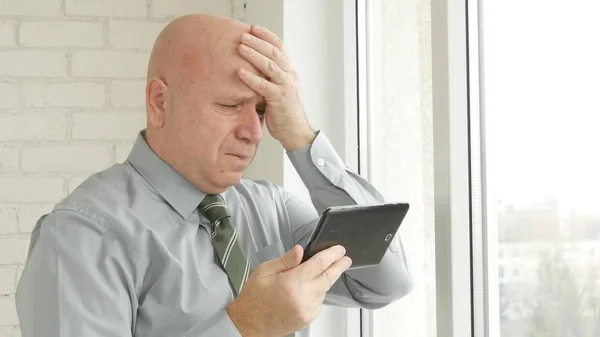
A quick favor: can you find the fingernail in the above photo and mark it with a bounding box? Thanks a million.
[240,44,250,53]
[338,246,346,255]
[243,33,252,42]
[253,25,261,31]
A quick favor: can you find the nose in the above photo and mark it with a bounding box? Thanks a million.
[235,105,263,144]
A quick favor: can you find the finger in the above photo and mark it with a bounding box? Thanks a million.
[238,43,287,84]
[315,256,352,291]
[241,33,291,73]
[250,24,289,58]
[296,245,347,281]
[238,68,278,100]
[258,244,303,276]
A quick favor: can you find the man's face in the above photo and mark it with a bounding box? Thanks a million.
[164,47,266,192]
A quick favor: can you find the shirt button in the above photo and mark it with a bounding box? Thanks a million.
[316,158,325,166]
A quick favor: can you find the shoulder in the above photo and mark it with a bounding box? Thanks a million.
[45,162,148,243]
[231,177,298,205]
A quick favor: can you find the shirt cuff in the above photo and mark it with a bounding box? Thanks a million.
[286,130,347,190]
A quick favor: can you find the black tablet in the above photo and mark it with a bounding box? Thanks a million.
[301,202,409,269]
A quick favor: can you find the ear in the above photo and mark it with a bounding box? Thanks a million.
[146,78,169,128]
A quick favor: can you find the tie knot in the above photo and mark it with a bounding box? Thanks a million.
[199,194,229,223]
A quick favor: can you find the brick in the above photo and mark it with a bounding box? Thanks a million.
[72,112,145,140]
[109,21,166,50]
[22,82,105,108]
[22,144,112,173]
[14,265,24,289]
[0,83,19,109]
[71,51,150,78]
[0,51,67,77]
[0,327,13,337]
[152,0,231,18]
[0,20,17,47]
[67,176,89,194]
[0,177,64,203]
[0,0,61,17]
[0,207,18,235]
[0,267,15,295]
[19,21,103,48]
[0,296,18,325]
[110,80,146,107]
[115,143,134,163]
[18,204,53,233]
[0,113,66,141]
[0,147,19,174]
[66,0,146,17]
[0,238,29,265]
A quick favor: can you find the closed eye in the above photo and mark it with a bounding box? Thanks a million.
[220,104,241,109]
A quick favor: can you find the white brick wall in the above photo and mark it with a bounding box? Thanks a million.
[110,80,146,107]
[0,0,240,332]
[109,21,167,50]
[66,0,147,17]
[0,21,17,47]
[0,51,68,77]
[0,113,67,141]
[0,148,19,174]
[0,0,61,17]
[0,84,19,108]
[22,82,106,108]
[152,0,231,18]
[19,21,104,48]
[21,144,113,173]
[71,51,150,78]
[72,112,146,140]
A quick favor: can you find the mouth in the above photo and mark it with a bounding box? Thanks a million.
[227,153,252,160]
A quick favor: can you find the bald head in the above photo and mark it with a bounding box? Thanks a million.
[144,13,267,194]
[147,14,256,87]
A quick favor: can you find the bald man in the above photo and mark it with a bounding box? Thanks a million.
[15,14,413,337]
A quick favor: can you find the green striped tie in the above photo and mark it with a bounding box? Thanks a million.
[200,194,296,336]
[200,194,250,297]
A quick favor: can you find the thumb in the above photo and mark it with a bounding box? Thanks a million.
[261,244,303,275]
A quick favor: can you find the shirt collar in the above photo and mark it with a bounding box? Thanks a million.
[126,129,207,220]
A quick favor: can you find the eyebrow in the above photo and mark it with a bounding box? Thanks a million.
[224,93,256,102]
[221,93,265,105]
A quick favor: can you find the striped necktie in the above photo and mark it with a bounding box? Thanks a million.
[199,194,296,336]
[199,194,250,296]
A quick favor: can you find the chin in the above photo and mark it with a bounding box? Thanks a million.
[220,171,244,187]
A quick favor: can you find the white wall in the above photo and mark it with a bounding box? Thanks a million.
[0,1,231,335]
[243,1,359,336]
[0,0,356,336]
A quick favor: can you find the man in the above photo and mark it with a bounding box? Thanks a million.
[15,13,413,337]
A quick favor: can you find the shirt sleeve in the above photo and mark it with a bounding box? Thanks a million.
[183,309,242,337]
[15,209,138,337]
[285,130,414,309]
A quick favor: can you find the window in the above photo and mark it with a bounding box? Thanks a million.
[357,0,600,336]
[479,0,600,336]
[356,0,435,336]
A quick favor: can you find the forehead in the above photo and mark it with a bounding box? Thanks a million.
[203,43,264,100]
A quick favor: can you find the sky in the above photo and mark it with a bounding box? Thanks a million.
[482,0,600,216]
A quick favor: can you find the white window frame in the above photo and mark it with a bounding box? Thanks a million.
[351,0,495,336]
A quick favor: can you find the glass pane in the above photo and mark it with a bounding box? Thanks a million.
[482,1,600,336]
[366,0,436,336]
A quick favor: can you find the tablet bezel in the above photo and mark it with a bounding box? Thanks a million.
[301,202,410,269]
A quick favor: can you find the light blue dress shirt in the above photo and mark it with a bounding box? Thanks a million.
[15,129,413,337]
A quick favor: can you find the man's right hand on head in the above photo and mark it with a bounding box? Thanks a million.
[226,244,352,337]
